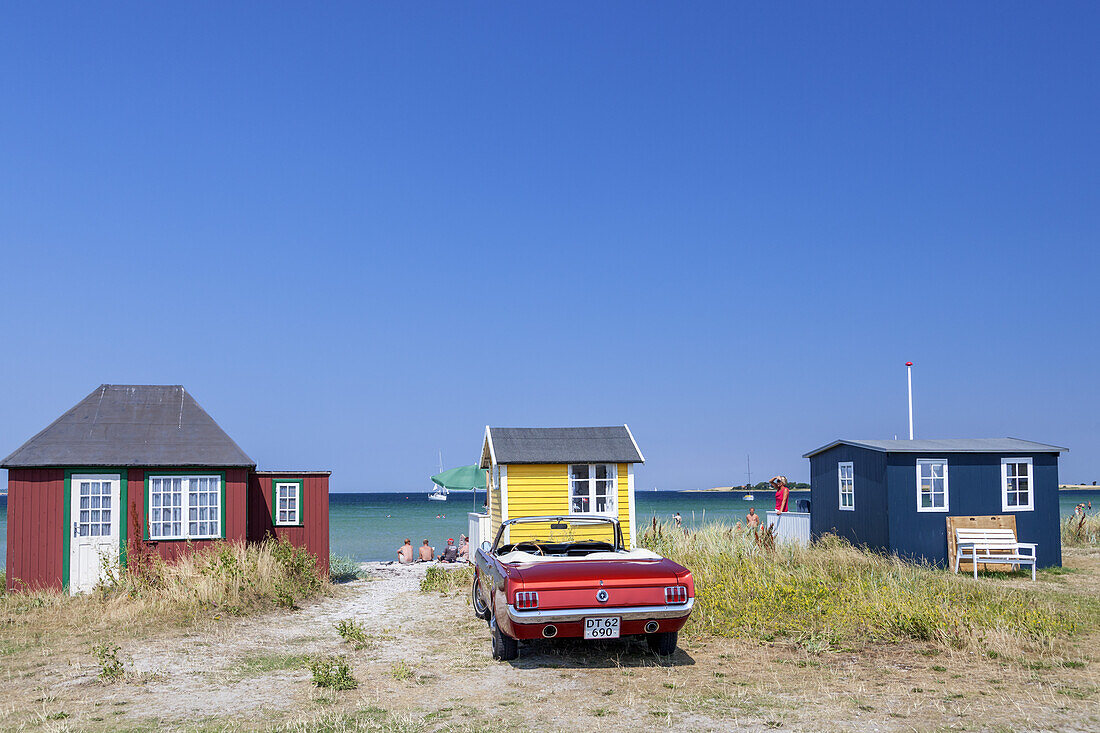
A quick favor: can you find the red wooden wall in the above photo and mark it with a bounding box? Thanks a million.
[5,468,65,591]
[247,473,330,576]
[5,466,327,592]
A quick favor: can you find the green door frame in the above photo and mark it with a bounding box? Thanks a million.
[62,468,129,591]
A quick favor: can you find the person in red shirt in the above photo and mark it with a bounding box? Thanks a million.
[771,475,791,513]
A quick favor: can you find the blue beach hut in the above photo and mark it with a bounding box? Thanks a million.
[803,438,1067,568]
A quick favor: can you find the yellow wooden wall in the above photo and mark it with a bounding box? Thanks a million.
[500,463,633,549]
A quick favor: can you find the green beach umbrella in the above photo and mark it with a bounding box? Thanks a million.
[430,464,488,491]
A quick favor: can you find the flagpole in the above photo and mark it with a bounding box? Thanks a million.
[906,362,914,440]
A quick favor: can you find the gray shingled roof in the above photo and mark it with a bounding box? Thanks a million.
[481,426,644,468]
[1,385,255,468]
[803,438,1068,459]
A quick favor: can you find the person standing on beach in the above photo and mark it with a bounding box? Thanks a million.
[674,512,682,529]
[397,538,414,564]
[771,475,791,513]
[418,539,434,562]
[746,507,760,528]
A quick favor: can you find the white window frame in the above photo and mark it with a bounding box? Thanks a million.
[838,461,855,511]
[915,459,949,513]
[568,464,618,517]
[274,481,302,525]
[147,474,223,540]
[1001,457,1034,512]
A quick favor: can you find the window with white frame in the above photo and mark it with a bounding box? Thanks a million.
[148,475,222,539]
[569,464,617,515]
[838,462,854,510]
[916,459,949,512]
[274,481,301,525]
[1001,458,1034,511]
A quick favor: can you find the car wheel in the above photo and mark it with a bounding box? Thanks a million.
[490,616,519,661]
[646,630,678,656]
[472,573,491,621]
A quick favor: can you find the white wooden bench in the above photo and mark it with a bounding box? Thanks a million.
[953,527,1037,581]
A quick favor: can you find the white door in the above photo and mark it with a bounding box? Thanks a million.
[69,474,121,594]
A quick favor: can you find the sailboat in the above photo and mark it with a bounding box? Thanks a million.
[428,451,448,501]
[742,454,754,499]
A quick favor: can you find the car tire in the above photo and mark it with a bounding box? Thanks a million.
[472,573,491,621]
[491,617,519,661]
[646,630,678,656]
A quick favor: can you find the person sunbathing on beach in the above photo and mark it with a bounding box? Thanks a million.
[458,534,469,561]
[418,539,435,562]
[397,538,414,564]
[746,507,760,528]
[440,538,458,563]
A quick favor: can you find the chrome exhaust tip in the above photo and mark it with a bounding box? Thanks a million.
[542,625,558,638]
[644,621,660,633]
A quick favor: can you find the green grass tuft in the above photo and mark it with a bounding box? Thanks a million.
[229,652,312,679]
[92,642,125,682]
[309,656,357,690]
[329,554,369,583]
[420,565,474,594]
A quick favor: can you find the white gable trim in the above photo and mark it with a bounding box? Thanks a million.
[624,424,645,464]
[481,425,497,469]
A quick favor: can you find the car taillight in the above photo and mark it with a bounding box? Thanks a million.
[514,591,539,609]
[665,585,688,605]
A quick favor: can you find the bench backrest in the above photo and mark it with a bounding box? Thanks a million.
[955,527,1019,549]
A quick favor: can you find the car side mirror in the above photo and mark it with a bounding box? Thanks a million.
[481,540,492,553]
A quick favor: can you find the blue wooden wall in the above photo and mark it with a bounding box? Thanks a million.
[884,452,1062,568]
[809,444,889,551]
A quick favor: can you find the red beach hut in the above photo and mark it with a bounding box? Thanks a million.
[2,385,330,592]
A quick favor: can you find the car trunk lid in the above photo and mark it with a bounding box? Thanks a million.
[507,557,687,610]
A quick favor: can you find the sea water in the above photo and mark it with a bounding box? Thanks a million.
[2,490,1099,565]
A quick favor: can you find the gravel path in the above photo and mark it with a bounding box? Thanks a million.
[117,562,442,722]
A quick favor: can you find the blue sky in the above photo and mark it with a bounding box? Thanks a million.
[1,2,1097,491]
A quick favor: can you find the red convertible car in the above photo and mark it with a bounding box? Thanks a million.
[472,515,695,660]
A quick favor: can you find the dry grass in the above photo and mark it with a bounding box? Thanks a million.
[0,538,327,642]
[641,520,1092,654]
[1063,511,1100,547]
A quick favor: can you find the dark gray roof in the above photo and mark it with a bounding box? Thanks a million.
[803,438,1068,459]
[2,385,255,468]
[254,471,332,476]
[481,425,644,467]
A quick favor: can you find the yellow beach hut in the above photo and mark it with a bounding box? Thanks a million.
[478,426,645,549]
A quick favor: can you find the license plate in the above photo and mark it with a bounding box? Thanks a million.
[584,617,620,639]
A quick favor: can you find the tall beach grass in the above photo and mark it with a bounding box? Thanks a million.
[0,538,327,634]
[640,520,1085,653]
[1062,512,1100,547]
